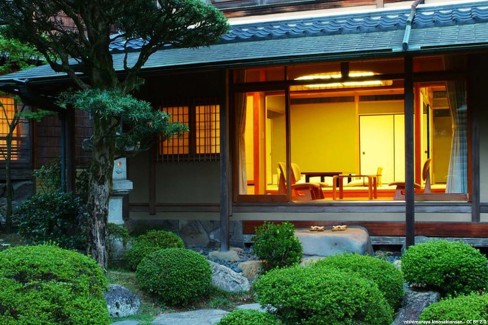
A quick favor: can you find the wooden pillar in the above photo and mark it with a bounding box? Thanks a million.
[404,56,415,248]
[220,69,230,251]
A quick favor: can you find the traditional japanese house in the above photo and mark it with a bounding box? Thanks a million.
[1,0,488,248]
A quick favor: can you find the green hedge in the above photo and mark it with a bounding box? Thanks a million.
[254,265,393,325]
[313,253,404,310]
[124,229,185,270]
[402,240,488,296]
[252,222,302,271]
[217,309,281,325]
[14,191,88,250]
[420,293,488,322]
[136,248,211,306]
[0,245,109,325]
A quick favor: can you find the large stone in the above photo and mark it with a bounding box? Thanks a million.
[105,284,141,318]
[208,261,250,293]
[179,220,209,248]
[152,309,228,325]
[208,249,241,262]
[294,226,372,257]
[392,286,441,324]
[237,260,263,280]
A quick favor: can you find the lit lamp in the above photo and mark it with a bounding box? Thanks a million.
[295,71,392,90]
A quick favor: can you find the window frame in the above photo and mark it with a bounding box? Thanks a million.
[158,100,221,162]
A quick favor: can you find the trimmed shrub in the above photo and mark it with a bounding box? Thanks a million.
[252,222,302,271]
[14,191,88,250]
[402,240,488,296]
[136,248,211,306]
[217,309,281,325]
[253,265,393,325]
[420,293,488,322]
[124,229,185,270]
[0,244,109,325]
[313,253,404,310]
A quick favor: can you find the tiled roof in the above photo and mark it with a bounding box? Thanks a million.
[2,1,488,82]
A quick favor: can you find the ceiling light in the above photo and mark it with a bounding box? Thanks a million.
[294,71,393,90]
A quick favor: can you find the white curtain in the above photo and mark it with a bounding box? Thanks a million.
[446,80,467,193]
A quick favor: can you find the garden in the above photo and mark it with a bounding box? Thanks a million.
[0,163,487,324]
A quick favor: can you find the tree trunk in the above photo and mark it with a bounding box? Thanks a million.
[86,116,117,269]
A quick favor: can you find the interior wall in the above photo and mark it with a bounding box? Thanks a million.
[290,102,356,173]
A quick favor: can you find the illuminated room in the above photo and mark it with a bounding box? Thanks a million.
[233,55,468,202]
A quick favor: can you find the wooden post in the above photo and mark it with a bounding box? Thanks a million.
[404,56,415,248]
[220,69,230,251]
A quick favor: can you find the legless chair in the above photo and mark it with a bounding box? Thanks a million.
[278,162,324,201]
[389,159,431,200]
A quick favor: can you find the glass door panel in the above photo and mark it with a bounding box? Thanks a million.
[235,91,286,197]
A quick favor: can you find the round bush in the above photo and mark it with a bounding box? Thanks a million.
[252,222,303,271]
[254,265,393,325]
[402,240,488,296]
[313,253,404,310]
[0,245,109,324]
[217,309,281,325]
[420,293,488,322]
[124,229,185,270]
[136,248,211,306]
[14,191,88,250]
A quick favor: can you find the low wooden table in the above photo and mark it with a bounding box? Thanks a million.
[301,171,342,183]
[332,174,378,200]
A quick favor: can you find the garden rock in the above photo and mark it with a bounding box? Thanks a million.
[208,249,240,262]
[152,309,228,325]
[105,284,141,318]
[392,286,440,324]
[179,220,209,248]
[295,226,373,257]
[238,260,263,280]
[209,261,250,293]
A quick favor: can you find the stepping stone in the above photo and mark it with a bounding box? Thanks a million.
[295,226,373,257]
[152,309,228,325]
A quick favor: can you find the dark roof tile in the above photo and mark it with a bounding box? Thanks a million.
[2,2,488,82]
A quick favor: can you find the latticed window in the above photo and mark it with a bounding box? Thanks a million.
[0,96,29,161]
[159,102,220,162]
